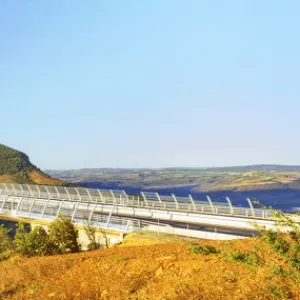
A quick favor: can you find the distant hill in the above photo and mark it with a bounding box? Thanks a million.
[192,164,300,173]
[0,144,64,185]
[46,164,300,175]
[46,164,300,192]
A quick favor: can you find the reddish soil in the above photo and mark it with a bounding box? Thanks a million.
[0,237,299,300]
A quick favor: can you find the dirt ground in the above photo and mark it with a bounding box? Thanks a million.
[0,235,299,300]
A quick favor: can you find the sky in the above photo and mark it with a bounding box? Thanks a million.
[1,1,300,169]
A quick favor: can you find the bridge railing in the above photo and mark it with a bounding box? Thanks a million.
[0,183,273,219]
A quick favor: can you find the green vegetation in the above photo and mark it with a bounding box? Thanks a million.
[257,211,300,271]
[190,244,219,255]
[0,224,14,261]
[228,250,263,265]
[0,143,65,185]
[0,144,35,182]
[83,221,107,250]
[47,216,80,254]
[0,217,80,260]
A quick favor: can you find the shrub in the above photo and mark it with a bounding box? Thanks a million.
[254,206,300,271]
[228,251,263,265]
[83,222,102,250]
[190,244,218,255]
[14,222,30,255]
[0,224,13,253]
[27,226,53,256]
[48,216,80,254]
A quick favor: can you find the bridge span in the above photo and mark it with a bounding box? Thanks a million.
[0,183,281,242]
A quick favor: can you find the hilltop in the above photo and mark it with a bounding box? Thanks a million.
[0,144,64,185]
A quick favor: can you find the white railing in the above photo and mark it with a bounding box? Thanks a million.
[0,183,273,219]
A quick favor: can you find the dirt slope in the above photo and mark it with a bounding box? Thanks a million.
[0,237,299,300]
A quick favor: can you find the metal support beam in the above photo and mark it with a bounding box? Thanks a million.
[122,191,128,205]
[0,196,8,212]
[206,196,215,213]
[19,184,24,197]
[64,187,71,201]
[189,195,197,211]
[37,186,41,198]
[141,192,149,207]
[29,197,37,216]
[44,186,51,199]
[72,202,81,221]
[11,184,17,196]
[226,197,234,215]
[85,188,93,203]
[75,188,82,202]
[246,198,255,217]
[98,190,104,203]
[88,203,98,222]
[106,203,116,228]
[54,186,61,199]
[156,192,162,203]
[41,199,50,219]
[172,194,179,209]
[16,197,24,216]
[56,199,65,218]
[27,184,34,198]
[3,184,9,196]
[110,190,116,204]
[41,186,52,219]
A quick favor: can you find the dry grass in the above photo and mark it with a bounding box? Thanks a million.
[0,236,299,300]
[0,175,16,183]
[0,171,64,186]
[28,170,64,185]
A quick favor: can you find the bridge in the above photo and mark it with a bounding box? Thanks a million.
[0,183,280,243]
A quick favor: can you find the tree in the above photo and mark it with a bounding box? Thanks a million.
[83,222,103,250]
[27,226,53,256]
[48,216,80,254]
[14,221,30,255]
[0,224,13,253]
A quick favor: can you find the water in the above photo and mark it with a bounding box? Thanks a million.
[81,182,300,212]
[0,219,30,237]
[0,219,18,238]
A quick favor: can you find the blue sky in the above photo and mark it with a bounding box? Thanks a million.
[1,1,300,169]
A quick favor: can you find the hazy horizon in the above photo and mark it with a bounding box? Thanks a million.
[44,163,300,171]
[1,1,300,169]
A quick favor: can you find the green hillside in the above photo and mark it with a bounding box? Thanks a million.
[0,144,64,185]
[0,144,34,175]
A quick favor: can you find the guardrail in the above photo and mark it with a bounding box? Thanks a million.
[0,183,273,219]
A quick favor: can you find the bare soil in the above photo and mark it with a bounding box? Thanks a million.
[0,236,299,300]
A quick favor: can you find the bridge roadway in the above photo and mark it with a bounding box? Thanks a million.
[0,183,282,240]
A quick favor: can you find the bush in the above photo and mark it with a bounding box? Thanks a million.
[27,226,54,256]
[14,222,30,255]
[253,205,300,272]
[83,222,102,250]
[48,216,80,254]
[0,224,13,253]
[261,230,290,256]
[269,264,285,276]
[228,251,263,265]
[190,244,218,255]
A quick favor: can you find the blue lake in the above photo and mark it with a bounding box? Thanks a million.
[81,182,300,213]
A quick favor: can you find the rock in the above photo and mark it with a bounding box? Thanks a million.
[47,292,56,298]
[155,256,175,261]
[155,266,163,277]
[100,289,108,299]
